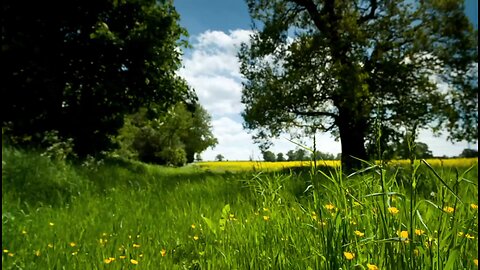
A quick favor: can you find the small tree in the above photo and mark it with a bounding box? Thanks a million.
[459,148,478,158]
[262,150,276,162]
[215,154,225,162]
[276,153,285,162]
[294,149,307,161]
[286,150,296,161]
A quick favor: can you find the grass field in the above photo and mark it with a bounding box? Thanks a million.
[2,146,478,269]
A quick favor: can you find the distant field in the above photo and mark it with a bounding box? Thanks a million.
[194,158,478,172]
[2,147,478,269]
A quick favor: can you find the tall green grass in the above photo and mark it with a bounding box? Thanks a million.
[2,145,478,269]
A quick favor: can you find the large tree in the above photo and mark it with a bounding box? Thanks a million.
[239,0,477,171]
[2,0,194,156]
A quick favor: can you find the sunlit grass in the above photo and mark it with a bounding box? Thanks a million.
[2,146,478,269]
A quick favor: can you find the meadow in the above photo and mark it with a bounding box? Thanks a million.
[2,146,478,269]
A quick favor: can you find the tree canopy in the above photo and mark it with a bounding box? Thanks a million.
[2,0,194,157]
[239,0,478,171]
[113,102,217,166]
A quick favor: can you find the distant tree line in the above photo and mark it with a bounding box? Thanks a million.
[260,139,477,162]
[261,148,340,162]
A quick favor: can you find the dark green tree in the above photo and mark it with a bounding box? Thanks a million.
[2,0,193,157]
[459,148,478,158]
[276,152,286,161]
[262,150,277,162]
[181,104,219,163]
[215,154,225,161]
[286,150,296,161]
[239,0,477,171]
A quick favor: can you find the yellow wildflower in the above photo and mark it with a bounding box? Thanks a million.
[443,206,454,213]
[388,207,399,215]
[71,251,78,256]
[415,229,425,236]
[139,254,143,258]
[471,204,478,210]
[130,259,139,265]
[354,230,365,237]
[325,203,335,210]
[344,251,355,260]
[104,257,115,264]
[69,242,76,247]
[48,244,54,248]
[3,249,8,253]
[465,233,475,239]
[263,215,270,221]
[398,231,409,240]
[119,255,126,259]
[191,224,196,229]
[8,253,14,257]
[193,235,199,241]
[133,243,140,248]
[414,249,419,256]
[161,248,166,257]
[49,222,54,226]
[35,250,41,257]
[263,207,269,212]
[474,259,478,266]
[367,263,379,270]
[458,232,464,237]
[21,230,27,235]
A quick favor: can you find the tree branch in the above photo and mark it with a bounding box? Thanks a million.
[357,0,377,25]
[290,109,338,119]
[289,0,329,33]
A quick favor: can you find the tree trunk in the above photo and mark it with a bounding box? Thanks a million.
[337,108,369,173]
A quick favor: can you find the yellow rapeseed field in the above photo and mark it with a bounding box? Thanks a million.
[195,158,477,172]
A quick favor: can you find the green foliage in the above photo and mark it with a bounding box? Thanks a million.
[215,154,225,161]
[2,145,87,207]
[459,148,478,158]
[287,149,308,161]
[2,0,193,157]
[113,102,217,166]
[239,0,477,171]
[262,150,276,162]
[311,150,337,160]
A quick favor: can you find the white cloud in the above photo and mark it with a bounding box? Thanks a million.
[180,29,477,161]
[178,29,252,118]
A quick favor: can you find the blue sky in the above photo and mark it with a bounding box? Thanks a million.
[174,0,478,161]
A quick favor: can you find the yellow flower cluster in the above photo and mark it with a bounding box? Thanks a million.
[388,207,400,215]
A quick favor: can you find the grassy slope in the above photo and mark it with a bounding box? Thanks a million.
[2,146,478,269]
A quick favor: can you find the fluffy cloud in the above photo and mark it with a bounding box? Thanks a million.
[179,29,252,117]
